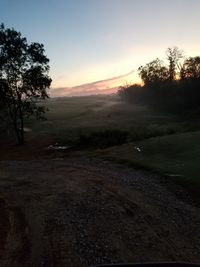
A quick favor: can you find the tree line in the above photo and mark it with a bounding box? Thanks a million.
[118,47,200,114]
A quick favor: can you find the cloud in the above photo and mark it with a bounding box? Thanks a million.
[50,70,135,97]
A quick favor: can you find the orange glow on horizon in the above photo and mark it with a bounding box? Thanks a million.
[51,70,141,89]
[50,70,142,97]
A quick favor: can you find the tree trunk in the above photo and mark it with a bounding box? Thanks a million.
[17,92,24,145]
[11,107,24,145]
[19,124,24,145]
[12,117,22,145]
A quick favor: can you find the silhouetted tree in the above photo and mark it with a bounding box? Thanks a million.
[0,24,51,144]
[119,47,200,114]
[181,56,200,79]
[166,47,183,80]
[138,58,169,86]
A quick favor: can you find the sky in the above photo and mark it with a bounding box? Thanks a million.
[0,0,200,96]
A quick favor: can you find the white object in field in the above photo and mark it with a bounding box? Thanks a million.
[48,143,70,150]
[134,146,141,152]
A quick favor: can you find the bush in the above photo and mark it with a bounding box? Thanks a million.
[129,125,179,141]
[74,129,128,148]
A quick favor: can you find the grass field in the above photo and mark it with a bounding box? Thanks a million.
[96,131,200,195]
[29,95,195,140]
[27,94,200,196]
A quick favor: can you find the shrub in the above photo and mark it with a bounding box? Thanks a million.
[75,129,128,148]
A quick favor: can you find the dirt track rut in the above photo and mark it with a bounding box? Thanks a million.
[0,156,199,267]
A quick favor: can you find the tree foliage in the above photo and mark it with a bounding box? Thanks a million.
[166,46,183,80]
[181,56,200,79]
[138,58,169,86]
[0,24,51,144]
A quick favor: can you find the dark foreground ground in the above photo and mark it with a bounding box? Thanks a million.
[0,141,200,267]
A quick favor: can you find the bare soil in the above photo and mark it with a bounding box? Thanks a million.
[0,140,200,267]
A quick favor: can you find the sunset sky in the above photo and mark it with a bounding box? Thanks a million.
[1,0,200,96]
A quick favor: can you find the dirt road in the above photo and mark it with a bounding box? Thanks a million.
[0,153,200,267]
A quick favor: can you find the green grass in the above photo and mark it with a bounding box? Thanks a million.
[28,95,194,142]
[25,95,200,197]
[95,131,200,195]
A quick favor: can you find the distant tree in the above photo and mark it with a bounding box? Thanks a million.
[181,56,200,79]
[138,58,169,86]
[166,47,183,80]
[0,24,51,144]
